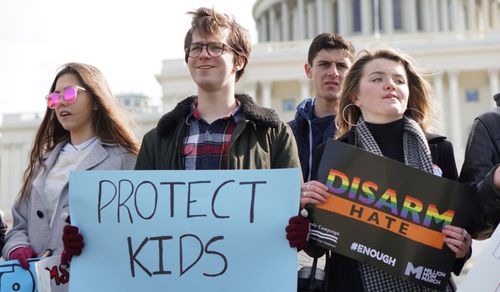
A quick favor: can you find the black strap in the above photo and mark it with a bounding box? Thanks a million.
[322,251,331,291]
[308,254,319,281]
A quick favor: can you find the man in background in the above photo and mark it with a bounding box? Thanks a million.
[289,33,355,181]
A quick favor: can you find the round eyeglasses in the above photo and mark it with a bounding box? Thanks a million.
[185,42,234,58]
[46,86,86,109]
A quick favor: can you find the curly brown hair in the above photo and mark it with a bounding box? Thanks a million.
[183,7,251,82]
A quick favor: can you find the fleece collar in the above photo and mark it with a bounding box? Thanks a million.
[157,94,281,137]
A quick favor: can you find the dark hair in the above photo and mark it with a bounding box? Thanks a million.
[307,33,355,65]
[183,7,251,81]
[19,62,139,201]
[337,48,436,137]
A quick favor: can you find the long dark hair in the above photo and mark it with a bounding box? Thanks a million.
[19,62,139,201]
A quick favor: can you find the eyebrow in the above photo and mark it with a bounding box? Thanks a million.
[317,59,348,65]
[53,85,83,92]
[190,41,221,45]
[367,71,406,78]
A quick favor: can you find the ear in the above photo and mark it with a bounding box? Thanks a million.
[94,103,99,111]
[234,56,246,72]
[352,96,361,107]
[304,63,312,79]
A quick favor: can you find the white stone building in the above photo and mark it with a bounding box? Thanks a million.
[1,0,500,222]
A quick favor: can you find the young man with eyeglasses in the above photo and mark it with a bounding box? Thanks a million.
[135,7,299,171]
[60,7,301,266]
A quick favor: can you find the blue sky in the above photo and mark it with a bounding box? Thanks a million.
[0,0,257,114]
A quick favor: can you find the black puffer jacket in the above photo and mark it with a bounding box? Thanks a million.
[459,93,500,239]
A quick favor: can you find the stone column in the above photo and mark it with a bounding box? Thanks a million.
[261,12,269,42]
[405,0,417,33]
[457,0,466,32]
[269,5,277,42]
[373,0,381,34]
[467,0,477,31]
[0,143,12,216]
[481,0,490,31]
[361,0,372,35]
[440,0,449,32]
[448,70,464,156]
[297,0,306,39]
[451,0,465,33]
[488,68,500,108]
[261,81,272,108]
[281,1,290,41]
[433,72,446,132]
[430,0,439,32]
[306,2,315,38]
[381,0,393,34]
[315,0,324,33]
[0,141,26,219]
[494,1,500,29]
[421,0,433,32]
[240,81,258,101]
[300,79,311,99]
[337,0,348,35]
[257,16,262,42]
[324,0,334,33]
[292,6,298,40]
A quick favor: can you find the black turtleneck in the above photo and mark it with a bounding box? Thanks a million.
[365,118,405,162]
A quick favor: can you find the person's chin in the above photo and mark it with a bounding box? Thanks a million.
[61,125,73,132]
[322,93,340,101]
[196,81,221,92]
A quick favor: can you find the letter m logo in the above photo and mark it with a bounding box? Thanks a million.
[404,262,423,279]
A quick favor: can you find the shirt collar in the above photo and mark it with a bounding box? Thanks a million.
[186,97,241,124]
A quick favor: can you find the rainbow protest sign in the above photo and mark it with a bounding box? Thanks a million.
[309,140,472,290]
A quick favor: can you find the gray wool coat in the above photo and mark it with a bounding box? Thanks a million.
[2,141,136,259]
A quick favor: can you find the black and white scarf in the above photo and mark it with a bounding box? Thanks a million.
[354,116,451,292]
[354,116,434,174]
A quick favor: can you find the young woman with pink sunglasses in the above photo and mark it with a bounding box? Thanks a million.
[2,63,138,269]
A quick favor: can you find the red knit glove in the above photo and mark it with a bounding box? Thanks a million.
[61,224,84,265]
[286,214,310,251]
[9,246,37,269]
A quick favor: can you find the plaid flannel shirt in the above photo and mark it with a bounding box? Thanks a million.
[182,101,241,170]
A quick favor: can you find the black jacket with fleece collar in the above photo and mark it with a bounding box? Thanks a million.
[135,94,300,171]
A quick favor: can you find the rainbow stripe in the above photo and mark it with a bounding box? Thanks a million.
[359,181,377,204]
[374,188,398,216]
[400,196,423,224]
[347,176,361,199]
[327,169,349,195]
[423,204,454,227]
